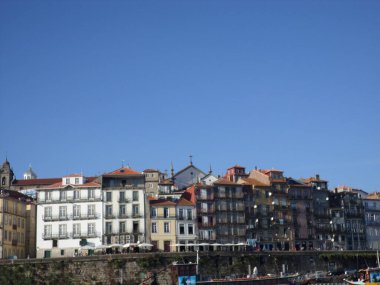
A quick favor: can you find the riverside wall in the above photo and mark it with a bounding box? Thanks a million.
[0,251,378,285]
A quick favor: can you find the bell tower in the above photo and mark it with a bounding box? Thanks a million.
[0,159,15,188]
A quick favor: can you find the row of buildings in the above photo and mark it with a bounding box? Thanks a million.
[0,158,380,259]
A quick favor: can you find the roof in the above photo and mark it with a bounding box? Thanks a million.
[177,197,194,206]
[104,167,141,176]
[239,178,269,187]
[143,169,159,173]
[303,177,328,183]
[40,181,101,190]
[12,178,61,186]
[259,169,283,174]
[0,189,35,201]
[150,199,177,206]
[159,179,174,185]
[227,165,245,170]
[173,164,206,178]
[182,185,196,204]
[213,178,241,185]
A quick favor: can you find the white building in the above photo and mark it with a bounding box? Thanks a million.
[101,167,147,245]
[36,174,103,258]
[176,197,197,251]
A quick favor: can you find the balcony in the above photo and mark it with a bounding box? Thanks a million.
[132,213,142,218]
[118,214,129,219]
[366,220,380,226]
[39,196,102,204]
[118,198,130,203]
[198,194,215,201]
[12,239,17,246]
[72,232,101,239]
[72,213,100,220]
[198,222,216,229]
[42,233,70,240]
[105,214,117,219]
[199,208,215,214]
[42,215,70,221]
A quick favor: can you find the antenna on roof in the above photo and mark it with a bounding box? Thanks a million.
[189,154,193,165]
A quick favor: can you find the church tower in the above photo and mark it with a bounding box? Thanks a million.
[0,159,15,188]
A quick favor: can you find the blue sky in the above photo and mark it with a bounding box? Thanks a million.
[1,0,379,192]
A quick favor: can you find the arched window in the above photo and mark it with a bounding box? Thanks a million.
[2,177,6,185]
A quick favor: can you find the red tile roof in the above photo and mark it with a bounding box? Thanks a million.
[40,180,101,190]
[177,197,194,206]
[104,167,141,176]
[227,165,245,170]
[12,178,61,186]
[213,178,241,185]
[150,199,176,206]
[240,178,269,187]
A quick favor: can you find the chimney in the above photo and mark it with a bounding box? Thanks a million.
[316,174,320,181]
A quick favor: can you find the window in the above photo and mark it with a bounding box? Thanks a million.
[88,189,95,200]
[75,178,79,184]
[119,222,126,233]
[45,191,52,201]
[179,209,184,220]
[133,205,139,217]
[179,224,185,235]
[59,224,67,237]
[164,222,170,233]
[73,224,81,237]
[65,178,70,184]
[119,191,125,203]
[44,207,52,219]
[119,205,126,217]
[88,223,95,235]
[133,191,139,201]
[73,205,81,218]
[151,208,157,217]
[88,204,95,217]
[106,222,112,234]
[106,205,113,218]
[164,207,169,218]
[106,192,112,202]
[59,206,67,219]
[187,209,192,220]
[61,249,65,256]
[188,224,194,235]
[60,191,67,201]
[152,222,157,233]
[74,190,80,200]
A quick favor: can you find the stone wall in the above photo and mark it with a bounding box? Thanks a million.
[0,251,378,285]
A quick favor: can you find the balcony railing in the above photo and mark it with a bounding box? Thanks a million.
[118,198,130,203]
[43,214,100,221]
[105,214,117,219]
[198,222,216,228]
[42,233,70,240]
[39,196,102,204]
[72,232,101,239]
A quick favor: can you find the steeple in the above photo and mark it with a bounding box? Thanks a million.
[170,162,174,178]
[209,164,213,174]
[0,158,14,188]
[23,164,37,180]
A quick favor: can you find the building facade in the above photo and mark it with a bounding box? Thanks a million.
[364,192,380,250]
[36,174,103,258]
[0,189,36,259]
[150,199,177,252]
[101,167,147,245]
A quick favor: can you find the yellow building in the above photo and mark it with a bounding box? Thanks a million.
[150,199,177,252]
[0,189,36,259]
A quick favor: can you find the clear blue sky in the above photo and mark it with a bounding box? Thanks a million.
[1,0,379,192]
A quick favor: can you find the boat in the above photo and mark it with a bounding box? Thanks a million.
[344,252,380,285]
[344,267,380,285]
[196,273,300,285]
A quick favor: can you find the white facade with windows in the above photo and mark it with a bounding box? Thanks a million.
[36,175,103,258]
[176,198,197,251]
[101,167,147,245]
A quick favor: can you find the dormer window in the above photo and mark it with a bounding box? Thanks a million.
[65,178,70,185]
[75,178,79,184]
